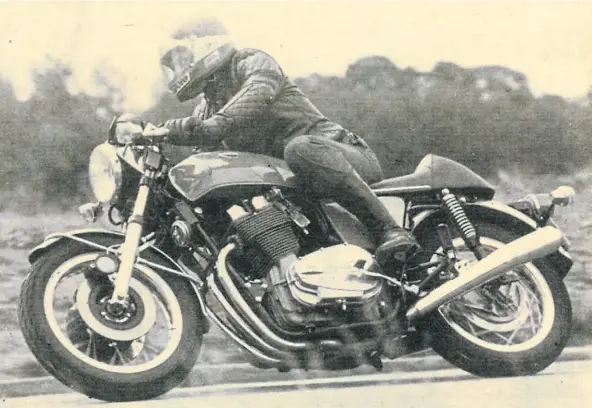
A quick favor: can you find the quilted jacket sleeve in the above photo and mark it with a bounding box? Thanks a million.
[193,50,284,146]
[193,98,210,120]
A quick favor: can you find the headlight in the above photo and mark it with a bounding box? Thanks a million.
[114,121,143,144]
[89,144,122,203]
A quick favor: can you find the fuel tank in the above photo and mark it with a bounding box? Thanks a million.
[168,151,298,202]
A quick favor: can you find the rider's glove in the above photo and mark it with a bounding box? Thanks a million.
[162,117,199,145]
[161,115,228,148]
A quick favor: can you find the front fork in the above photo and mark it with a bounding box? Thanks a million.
[109,174,153,307]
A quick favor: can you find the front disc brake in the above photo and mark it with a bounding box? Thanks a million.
[75,278,157,342]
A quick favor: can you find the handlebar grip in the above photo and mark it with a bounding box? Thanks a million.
[134,127,170,145]
[142,128,170,138]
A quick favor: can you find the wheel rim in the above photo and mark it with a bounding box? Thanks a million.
[433,237,555,353]
[43,253,184,374]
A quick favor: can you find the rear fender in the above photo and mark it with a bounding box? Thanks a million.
[411,201,573,278]
[28,228,209,332]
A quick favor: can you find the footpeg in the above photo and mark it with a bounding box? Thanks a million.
[376,229,421,265]
[367,351,384,371]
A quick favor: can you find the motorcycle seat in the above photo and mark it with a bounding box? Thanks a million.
[370,154,495,198]
[370,155,435,195]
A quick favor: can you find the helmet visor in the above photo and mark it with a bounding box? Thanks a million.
[159,35,231,86]
[160,45,195,83]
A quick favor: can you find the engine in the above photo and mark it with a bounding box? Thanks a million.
[227,196,301,280]
[227,194,388,332]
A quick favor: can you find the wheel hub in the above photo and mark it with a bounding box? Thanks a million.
[76,278,157,342]
[105,301,127,319]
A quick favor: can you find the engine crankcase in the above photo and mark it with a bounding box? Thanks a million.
[287,244,383,307]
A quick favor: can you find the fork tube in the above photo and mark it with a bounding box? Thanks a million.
[110,177,151,304]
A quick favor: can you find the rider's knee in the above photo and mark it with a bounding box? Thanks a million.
[284,135,314,168]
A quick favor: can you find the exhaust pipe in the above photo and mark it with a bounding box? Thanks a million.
[215,243,315,352]
[214,244,381,364]
[406,226,563,322]
[207,274,295,361]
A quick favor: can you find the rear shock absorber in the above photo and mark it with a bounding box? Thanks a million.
[441,189,486,260]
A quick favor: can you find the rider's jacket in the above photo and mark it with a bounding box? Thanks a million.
[170,48,349,158]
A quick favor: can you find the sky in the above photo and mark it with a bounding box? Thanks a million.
[0,1,590,111]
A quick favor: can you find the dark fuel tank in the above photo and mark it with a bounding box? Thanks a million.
[168,151,298,202]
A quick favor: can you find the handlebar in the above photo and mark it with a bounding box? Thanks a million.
[123,124,170,146]
[139,125,170,143]
[110,115,171,146]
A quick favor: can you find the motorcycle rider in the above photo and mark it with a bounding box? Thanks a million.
[157,18,419,265]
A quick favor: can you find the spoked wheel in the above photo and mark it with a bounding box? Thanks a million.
[416,222,572,377]
[19,236,203,401]
[46,252,183,373]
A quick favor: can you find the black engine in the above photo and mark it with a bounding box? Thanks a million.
[228,198,300,280]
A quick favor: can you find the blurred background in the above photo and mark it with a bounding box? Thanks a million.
[0,2,590,380]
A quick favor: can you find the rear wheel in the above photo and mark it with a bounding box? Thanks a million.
[415,222,572,377]
[19,236,203,401]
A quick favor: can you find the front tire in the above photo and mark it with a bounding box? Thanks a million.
[415,222,572,377]
[19,237,203,401]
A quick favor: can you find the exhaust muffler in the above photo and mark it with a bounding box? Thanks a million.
[406,226,563,322]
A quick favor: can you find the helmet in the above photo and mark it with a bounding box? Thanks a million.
[160,18,236,102]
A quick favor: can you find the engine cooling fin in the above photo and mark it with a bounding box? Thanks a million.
[232,205,300,279]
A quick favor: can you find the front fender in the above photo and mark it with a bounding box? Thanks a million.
[411,201,573,278]
[28,228,210,332]
[29,228,125,264]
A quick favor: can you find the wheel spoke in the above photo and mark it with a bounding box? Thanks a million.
[520,282,544,332]
[465,318,479,336]
[141,341,163,359]
[527,306,539,335]
[505,325,520,345]
[517,278,541,306]
[492,331,511,343]
[457,312,493,337]
[85,331,97,359]
[138,348,152,364]
[109,350,118,365]
[472,327,493,337]
[462,302,495,315]
[113,345,131,365]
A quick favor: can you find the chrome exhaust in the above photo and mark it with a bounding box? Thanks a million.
[207,273,296,362]
[204,302,284,369]
[215,243,314,352]
[406,226,563,322]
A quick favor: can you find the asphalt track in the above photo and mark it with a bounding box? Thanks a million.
[3,359,591,408]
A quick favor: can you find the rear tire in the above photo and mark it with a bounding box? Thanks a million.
[19,236,203,401]
[415,222,572,377]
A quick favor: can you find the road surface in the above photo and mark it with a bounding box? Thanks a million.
[3,359,591,408]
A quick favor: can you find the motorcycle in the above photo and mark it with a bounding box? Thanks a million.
[19,117,576,401]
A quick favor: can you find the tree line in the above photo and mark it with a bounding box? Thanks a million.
[0,57,590,212]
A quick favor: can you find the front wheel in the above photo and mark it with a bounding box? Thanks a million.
[19,236,203,401]
[415,222,572,377]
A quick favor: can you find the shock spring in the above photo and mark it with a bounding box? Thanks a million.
[441,189,481,255]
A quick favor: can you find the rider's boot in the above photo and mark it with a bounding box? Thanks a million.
[339,170,420,266]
